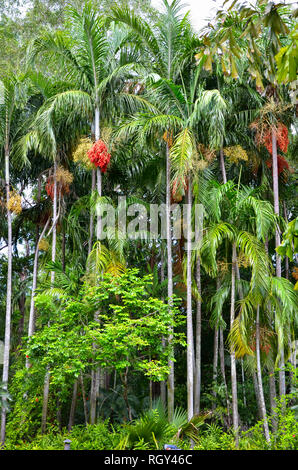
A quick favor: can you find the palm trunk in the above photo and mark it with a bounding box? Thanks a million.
[219,148,227,184]
[219,326,231,426]
[122,366,132,421]
[240,359,247,408]
[27,176,42,343]
[1,147,13,446]
[194,256,201,414]
[166,144,174,420]
[27,218,50,353]
[235,263,247,407]
[56,395,62,431]
[80,374,89,425]
[230,242,239,443]
[265,239,278,428]
[212,327,219,410]
[186,181,194,421]
[269,367,277,432]
[252,370,263,420]
[90,108,103,424]
[41,371,50,434]
[88,169,96,256]
[68,380,78,431]
[41,160,58,434]
[272,130,286,397]
[50,161,58,285]
[283,201,289,280]
[90,369,97,425]
[160,248,167,406]
[255,306,271,444]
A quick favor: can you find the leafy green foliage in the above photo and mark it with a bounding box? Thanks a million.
[25,269,184,386]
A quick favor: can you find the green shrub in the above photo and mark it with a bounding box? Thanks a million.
[5,421,122,450]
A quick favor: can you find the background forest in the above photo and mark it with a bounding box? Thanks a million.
[0,0,297,451]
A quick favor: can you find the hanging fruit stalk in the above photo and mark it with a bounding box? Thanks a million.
[6,191,22,215]
[87,139,111,173]
[45,167,73,200]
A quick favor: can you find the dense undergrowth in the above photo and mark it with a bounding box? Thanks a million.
[4,397,298,450]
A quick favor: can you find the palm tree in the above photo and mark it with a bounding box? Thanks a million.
[200,181,276,443]
[230,273,298,443]
[0,72,30,445]
[117,62,228,419]
[232,0,293,398]
[198,0,294,399]
[17,73,92,432]
[110,0,199,419]
[31,2,138,238]
[30,5,144,422]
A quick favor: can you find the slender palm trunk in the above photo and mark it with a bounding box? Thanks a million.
[219,326,231,426]
[255,306,271,444]
[219,148,227,184]
[240,359,247,407]
[1,148,13,446]
[230,242,239,443]
[80,374,89,425]
[265,239,278,424]
[50,161,58,286]
[194,256,201,414]
[90,369,97,425]
[272,130,286,397]
[90,107,103,424]
[252,370,263,420]
[160,248,166,406]
[220,145,235,419]
[166,144,174,420]
[186,181,194,420]
[27,218,50,352]
[27,177,44,347]
[283,202,289,280]
[212,327,219,410]
[269,367,277,432]
[235,263,247,407]
[41,160,58,434]
[68,380,78,431]
[88,169,96,256]
[96,124,104,399]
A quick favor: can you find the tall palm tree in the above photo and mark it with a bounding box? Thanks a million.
[200,181,276,443]
[110,0,199,419]
[30,3,141,423]
[17,73,92,431]
[0,72,30,445]
[117,64,227,420]
[231,273,298,443]
[230,0,292,397]
[197,0,294,399]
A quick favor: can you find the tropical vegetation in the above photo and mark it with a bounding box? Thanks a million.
[0,0,297,451]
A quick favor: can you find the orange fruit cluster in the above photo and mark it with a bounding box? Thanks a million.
[87,139,111,173]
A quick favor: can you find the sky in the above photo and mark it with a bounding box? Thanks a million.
[150,0,228,32]
[150,0,289,32]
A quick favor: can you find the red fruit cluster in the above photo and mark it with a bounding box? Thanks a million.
[259,123,289,177]
[250,343,271,354]
[87,139,111,173]
[263,123,289,155]
[266,154,289,176]
[45,178,70,200]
